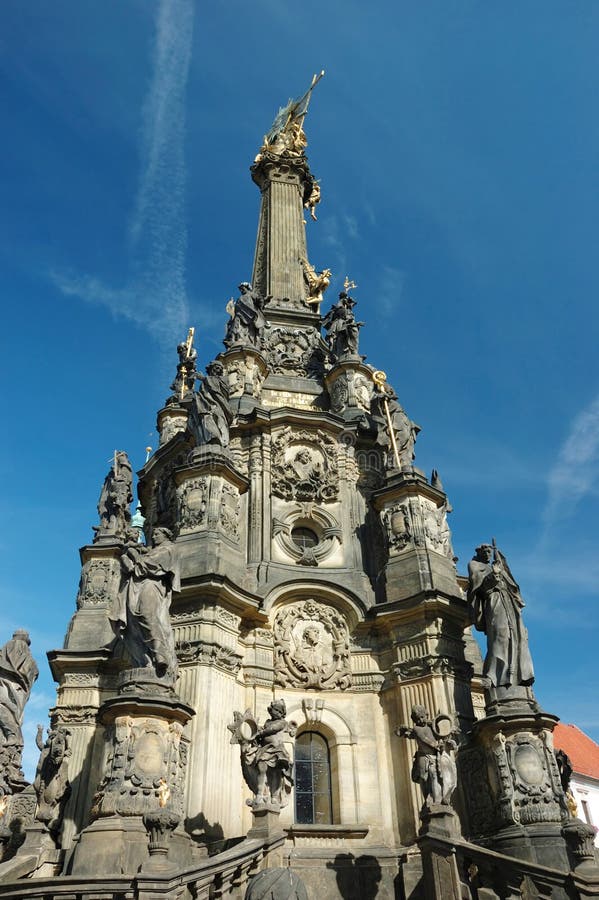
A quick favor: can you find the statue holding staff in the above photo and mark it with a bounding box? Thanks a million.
[467,541,535,694]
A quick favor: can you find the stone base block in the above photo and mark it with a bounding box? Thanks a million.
[419,805,461,841]
[247,809,285,840]
[68,815,150,876]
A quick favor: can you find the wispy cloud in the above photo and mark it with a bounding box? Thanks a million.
[541,393,599,539]
[51,0,194,347]
[377,265,405,317]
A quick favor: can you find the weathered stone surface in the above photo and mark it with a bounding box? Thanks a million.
[0,631,38,796]
[245,867,308,900]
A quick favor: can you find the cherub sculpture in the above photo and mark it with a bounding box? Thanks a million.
[395,704,457,808]
[299,256,331,310]
[228,700,297,811]
[304,180,321,221]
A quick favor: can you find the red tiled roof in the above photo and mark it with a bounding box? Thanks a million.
[554,723,599,780]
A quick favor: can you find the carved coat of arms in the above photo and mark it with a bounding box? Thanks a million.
[273,599,351,690]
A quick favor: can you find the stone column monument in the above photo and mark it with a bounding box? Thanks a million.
[68,528,195,876]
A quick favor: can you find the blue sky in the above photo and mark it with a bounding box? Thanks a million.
[1,1,598,775]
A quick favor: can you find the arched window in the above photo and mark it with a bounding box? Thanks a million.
[294,731,332,824]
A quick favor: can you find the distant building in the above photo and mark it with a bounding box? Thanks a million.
[555,723,599,846]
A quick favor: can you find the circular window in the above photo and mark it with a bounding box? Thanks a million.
[291,527,319,550]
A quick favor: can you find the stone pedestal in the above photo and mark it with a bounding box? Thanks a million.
[220,346,268,407]
[324,358,374,419]
[419,805,461,840]
[457,708,571,869]
[247,808,285,841]
[157,403,189,447]
[68,676,194,877]
[64,542,122,650]
[372,469,458,602]
[175,448,248,539]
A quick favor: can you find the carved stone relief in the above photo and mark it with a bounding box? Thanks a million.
[222,353,266,399]
[271,428,339,502]
[158,411,188,447]
[77,557,120,608]
[220,483,240,540]
[178,478,208,530]
[176,639,242,674]
[177,477,241,541]
[92,715,189,820]
[263,326,325,378]
[328,371,373,414]
[273,599,351,690]
[381,496,454,559]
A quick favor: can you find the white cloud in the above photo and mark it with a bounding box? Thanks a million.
[541,393,599,538]
[52,0,194,349]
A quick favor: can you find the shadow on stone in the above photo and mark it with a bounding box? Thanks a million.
[185,810,225,855]
[329,853,382,900]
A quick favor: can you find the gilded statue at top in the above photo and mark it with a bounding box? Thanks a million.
[254,71,325,162]
[300,256,331,310]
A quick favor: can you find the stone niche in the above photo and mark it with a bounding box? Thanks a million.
[272,598,352,690]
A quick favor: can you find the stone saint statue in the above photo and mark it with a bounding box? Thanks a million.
[33,724,71,839]
[228,700,297,810]
[224,283,267,349]
[169,331,198,403]
[0,630,39,794]
[322,292,364,359]
[395,705,457,807]
[94,451,133,542]
[371,384,421,468]
[189,361,233,449]
[467,543,535,694]
[110,527,180,684]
